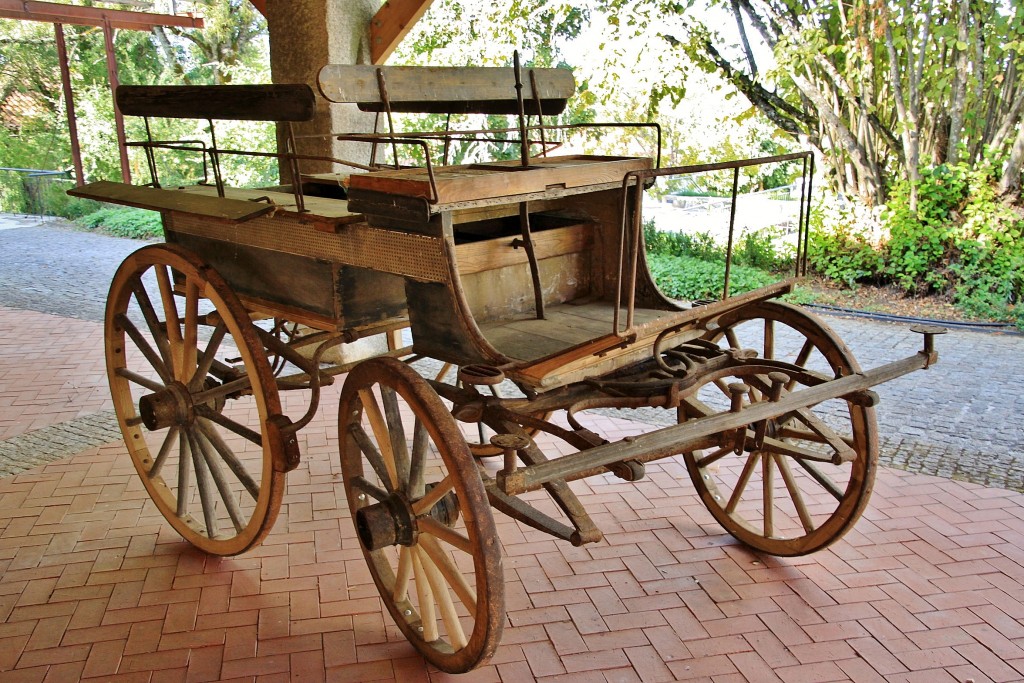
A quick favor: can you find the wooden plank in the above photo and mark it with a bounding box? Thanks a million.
[455,223,591,274]
[116,84,315,122]
[178,185,364,223]
[370,0,435,65]
[0,0,203,30]
[68,181,273,222]
[317,65,574,115]
[348,155,651,205]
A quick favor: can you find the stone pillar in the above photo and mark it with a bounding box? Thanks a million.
[265,0,378,179]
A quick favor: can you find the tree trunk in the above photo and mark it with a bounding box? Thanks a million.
[1000,122,1024,197]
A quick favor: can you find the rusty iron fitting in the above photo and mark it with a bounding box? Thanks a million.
[490,433,531,479]
[458,364,506,386]
[354,494,415,551]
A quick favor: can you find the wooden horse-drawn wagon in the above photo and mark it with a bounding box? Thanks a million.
[70,61,942,673]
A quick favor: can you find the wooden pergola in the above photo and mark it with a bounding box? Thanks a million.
[0,0,204,184]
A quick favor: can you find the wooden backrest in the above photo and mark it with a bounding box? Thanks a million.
[316,65,575,115]
[116,84,316,122]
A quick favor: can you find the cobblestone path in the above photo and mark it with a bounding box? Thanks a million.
[1,214,1020,490]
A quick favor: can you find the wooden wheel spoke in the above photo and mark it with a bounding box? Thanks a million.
[762,452,774,538]
[116,313,171,383]
[393,546,412,603]
[726,452,760,514]
[787,339,816,391]
[418,546,468,649]
[131,278,174,372]
[195,429,247,533]
[794,458,845,501]
[195,405,262,446]
[154,264,184,375]
[763,318,775,360]
[789,408,857,462]
[115,367,164,393]
[418,516,473,555]
[774,453,815,533]
[408,418,428,498]
[351,475,388,502]
[695,445,733,469]
[419,533,477,611]
[180,278,200,383]
[187,430,219,538]
[149,426,179,478]
[724,328,740,350]
[433,362,453,382]
[176,430,192,518]
[410,546,438,641]
[759,435,839,463]
[349,423,397,493]
[196,418,261,500]
[411,475,453,516]
[359,389,399,489]
[380,386,411,485]
[191,322,227,392]
[191,376,255,406]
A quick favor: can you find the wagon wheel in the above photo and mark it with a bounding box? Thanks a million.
[683,301,878,556]
[106,244,286,556]
[338,358,504,673]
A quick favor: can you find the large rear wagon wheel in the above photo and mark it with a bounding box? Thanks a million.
[106,244,287,556]
[683,301,878,556]
[338,358,504,674]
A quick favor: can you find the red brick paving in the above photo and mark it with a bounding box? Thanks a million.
[2,304,1024,682]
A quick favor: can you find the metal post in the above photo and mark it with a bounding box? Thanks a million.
[102,19,131,183]
[513,51,531,168]
[53,23,84,186]
[722,166,740,299]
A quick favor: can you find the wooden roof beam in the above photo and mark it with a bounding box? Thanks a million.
[370,0,434,65]
[249,1,266,18]
[0,0,203,30]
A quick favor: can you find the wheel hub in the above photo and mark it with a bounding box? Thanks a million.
[355,493,416,551]
[138,382,194,430]
[355,485,462,551]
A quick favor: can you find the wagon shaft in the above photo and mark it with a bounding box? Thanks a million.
[497,343,937,497]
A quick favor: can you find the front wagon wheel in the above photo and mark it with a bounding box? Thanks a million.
[338,358,504,674]
[683,301,878,556]
[105,244,286,556]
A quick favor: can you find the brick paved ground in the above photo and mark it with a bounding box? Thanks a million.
[0,313,1023,681]
[1,214,1023,681]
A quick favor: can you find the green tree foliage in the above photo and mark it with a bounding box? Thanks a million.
[597,0,1024,206]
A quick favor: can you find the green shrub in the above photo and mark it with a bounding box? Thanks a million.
[806,196,886,288]
[643,221,792,271]
[647,252,777,300]
[77,207,163,239]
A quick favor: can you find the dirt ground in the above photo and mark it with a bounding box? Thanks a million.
[796,277,997,322]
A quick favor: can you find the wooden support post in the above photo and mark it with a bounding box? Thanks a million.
[53,23,84,186]
[102,19,131,184]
